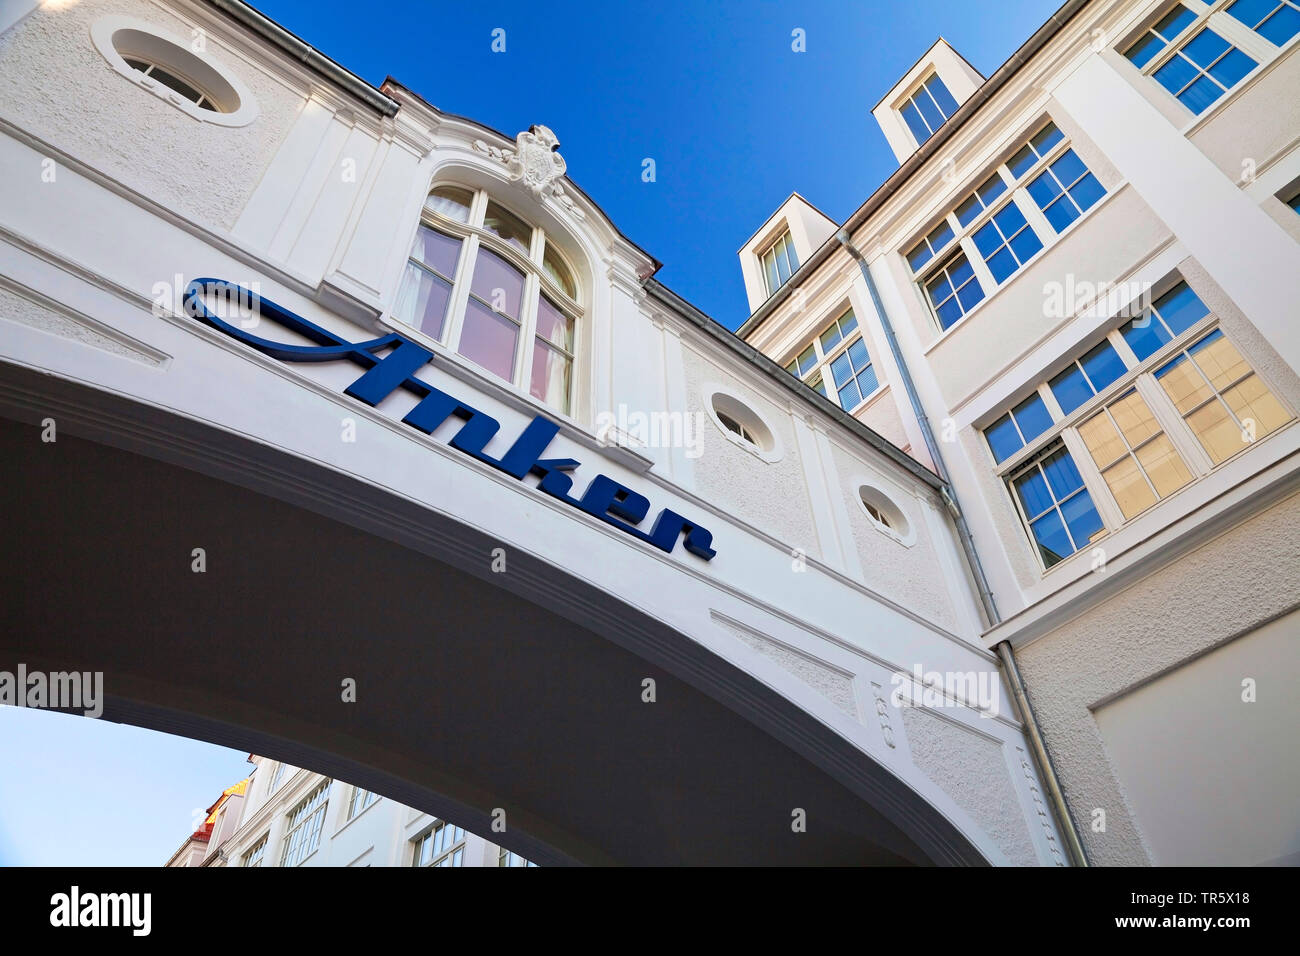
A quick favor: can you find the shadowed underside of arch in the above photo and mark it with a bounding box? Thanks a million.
[0,362,990,865]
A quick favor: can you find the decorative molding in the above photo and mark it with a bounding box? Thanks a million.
[473,126,586,220]
[1016,746,1066,866]
[871,682,897,749]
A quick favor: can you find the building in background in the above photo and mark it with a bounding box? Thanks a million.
[166,757,533,866]
[739,0,1300,866]
[1,0,1296,866]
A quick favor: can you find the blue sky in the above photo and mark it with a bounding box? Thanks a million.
[0,0,1066,866]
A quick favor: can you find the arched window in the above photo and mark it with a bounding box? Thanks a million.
[716,410,757,445]
[857,484,913,543]
[393,185,581,415]
[121,56,224,111]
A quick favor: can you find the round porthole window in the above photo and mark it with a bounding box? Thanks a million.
[857,484,913,544]
[92,17,258,127]
[705,387,782,463]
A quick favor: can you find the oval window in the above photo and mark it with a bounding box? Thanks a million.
[858,485,912,542]
[708,390,778,459]
[111,29,240,113]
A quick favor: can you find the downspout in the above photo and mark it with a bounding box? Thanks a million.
[835,230,1089,867]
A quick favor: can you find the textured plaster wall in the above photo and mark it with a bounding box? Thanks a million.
[1190,45,1300,184]
[1015,491,1300,865]
[0,0,304,231]
[830,442,961,634]
[852,389,911,454]
[679,344,821,555]
[714,618,857,719]
[901,707,1038,866]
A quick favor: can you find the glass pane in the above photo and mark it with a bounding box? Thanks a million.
[1155,53,1198,95]
[459,297,518,381]
[1009,145,1039,179]
[1126,32,1167,68]
[979,174,1008,204]
[530,341,571,412]
[1135,434,1193,498]
[1157,4,1198,39]
[1050,150,1087,188]
[1027,170,1063,206]
[1042,197,1079,233]
[1014,467,1054,519]
[837,379,863,410]
[830,350,853,387]
[913,85,946,133]
[1050,364,1094,415]
[1031,123,1064,155]
[535,295,572,351]
[1122,314,1173,361]
[811,376,826,397]
[1154,283,1209,336]
[973,222,1002,258]
[901,101,931,144]
[986,247,1017,283]
[1179,75,1224,114]
[764,251,781,294]
[1068,173,1106,214]
[820,323,844,351]
[936,297,964,329]
[955,275,985,311]
[1185,398,1240,463]
[1008,225,1043,263]
[427,185,473,223]
[1182,28,1230,68]
[1109,389,1160,447]
[410,226,461,277]
[1222,375,1290,441]
[1188,331,1248,390]
[839,311,859,336]
[926,73,959,117]
[796,345,816,375]
[1030,510,1073,566]
[394,264,452,339]
[1079,409,1126,468]
[986,414,1024,463]
[1013,393,1053,443]
[1258,5,1300,45]
[847,337,869,369]
[1226,0,1275,28]
[543,244,577,299]
[148,65,205,105]
[1208,47,1256,88]
[483,201,532,253]
[928,220,955,252]
[955,194,983,227]
[1041,446,1084,498]
[907,242,933,272]
[470,247,525,319]
[1060,489,1105,548]
[1103,456,1156,519]
[1156,353,1213,414]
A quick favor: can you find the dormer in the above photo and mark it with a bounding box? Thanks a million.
[872,38,984,165]
[738,192,838,314]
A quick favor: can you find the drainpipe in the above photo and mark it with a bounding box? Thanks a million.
[835,230,1089,867]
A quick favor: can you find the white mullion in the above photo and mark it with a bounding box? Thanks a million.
[516,271,540,390]
[959,234,998,296]
[1060,426,1125,531]
[444,234,480,354]
[1134,371,1215,475]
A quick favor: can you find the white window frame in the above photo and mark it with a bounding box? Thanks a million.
[759,229,799,297]
[411,820,467,867]
[1119,0,1288,120]
[279,780,331,867]
[906,118,1108,336]
[985,279,1294,570]
[390,185,583,417]
[781,308,883,413]
[242,834,268,868]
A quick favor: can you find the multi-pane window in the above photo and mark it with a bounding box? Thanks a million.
[348,787,378,820]
[925,252,985,330]
[900,72,960,145]
[499,848,538,867]
[267,762,286,795]
[986,393,1055,464]
[412,821,466,867]
[717,410,758,445]
[830,338,879,410]
[1120,281,1211,360]
[242,835,268,868]
[1009,444,1107,567]
[1225,0,1300,47]
[972,202,1043,283]
[1124,3,1265,115]
[392,185,581,415]
[122,57,222,111]
[985,278,1292,568]
[1049,340,1128,415]
[782,309,881,411]
[910,120,1105,332]
[1024,144,1107,232]
[1078,389,1193,518]
[1155,329,1292,463]
[280,780,331,867]
[760,230,799,296]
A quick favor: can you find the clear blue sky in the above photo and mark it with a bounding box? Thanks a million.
[0,0,1066,866]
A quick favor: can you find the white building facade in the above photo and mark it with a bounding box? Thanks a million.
[0,0,1293,866]
[740,0,1300,866]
